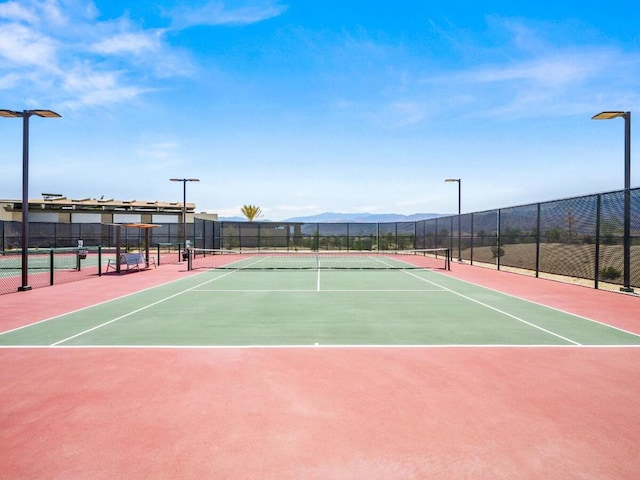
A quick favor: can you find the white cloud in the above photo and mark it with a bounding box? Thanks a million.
[91,31,163,56]
[0,23,58,68]
[0,72,21,89]
[71,85,146,108]
[39,0,68,26]
[0,2,188,109]
[0,1,39,24]
[465,51,612,88]
[57,66,152,109]
[169,1,287,29]
[418,40,640,120]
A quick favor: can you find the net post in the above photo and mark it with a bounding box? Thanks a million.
[98,245,102,276]
[187,247,192,271]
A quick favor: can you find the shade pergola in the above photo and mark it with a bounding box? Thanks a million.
[108,223,161,273]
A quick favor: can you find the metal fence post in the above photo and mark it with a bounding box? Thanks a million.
[497,209,501,270]
[594,194,601,289]
[49,249,54,285]
[535,203,541,278]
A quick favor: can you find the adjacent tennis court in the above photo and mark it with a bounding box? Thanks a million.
[2,255,640,478]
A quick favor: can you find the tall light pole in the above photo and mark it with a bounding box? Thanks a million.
[170,178,199,259]
[1,109,61,291]
[592,111,633,292]
[444,178,462,261]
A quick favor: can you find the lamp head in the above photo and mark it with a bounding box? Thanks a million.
[0,109,61,118]
[592,111,629,120]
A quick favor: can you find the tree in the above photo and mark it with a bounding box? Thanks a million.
[241,205,263,222]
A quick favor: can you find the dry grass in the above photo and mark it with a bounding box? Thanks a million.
[465,243,638,291]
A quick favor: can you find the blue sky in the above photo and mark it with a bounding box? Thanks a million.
[0,0,639,220]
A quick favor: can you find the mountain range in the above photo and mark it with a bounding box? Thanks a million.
[218,212,448,223]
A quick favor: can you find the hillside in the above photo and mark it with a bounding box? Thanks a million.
[219,212,447,223]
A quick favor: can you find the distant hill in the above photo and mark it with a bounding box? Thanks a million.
[283,212,447,223]
[218,212,447,223]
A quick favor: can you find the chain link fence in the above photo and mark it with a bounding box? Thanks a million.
[0,223,193,295]
[425,189,639,291]
[2,187,638,295]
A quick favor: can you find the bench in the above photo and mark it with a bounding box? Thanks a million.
[106,253,155,272]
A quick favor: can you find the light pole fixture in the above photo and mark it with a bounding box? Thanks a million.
[592,111,633,292]
[0,109,61,291]
[170,178,199,259]
[444,178,462,262]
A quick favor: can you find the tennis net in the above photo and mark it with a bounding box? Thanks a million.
[189,248,450,270]
[0,247,92,272]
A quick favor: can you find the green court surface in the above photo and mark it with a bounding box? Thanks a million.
[0,250,115,278]
[2,268,640,347]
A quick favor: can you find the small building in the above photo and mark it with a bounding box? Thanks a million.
[0,195,217,225]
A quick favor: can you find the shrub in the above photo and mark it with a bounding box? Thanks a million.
[599,266,621,281]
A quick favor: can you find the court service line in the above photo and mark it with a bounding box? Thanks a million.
[401,269,582,345]
[50,269,242,347]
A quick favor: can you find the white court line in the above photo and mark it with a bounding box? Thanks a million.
[0,272,214,337]
[64,265,440,346]
[3,344,640,350]
[50,269,242,347]
[429,269,640,340]
[11,262,635,348]
[400,269,582,345]
[190,289,446,292]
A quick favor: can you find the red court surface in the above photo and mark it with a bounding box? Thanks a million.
[1,262,640,479]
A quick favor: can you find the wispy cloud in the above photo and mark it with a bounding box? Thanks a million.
[0,1,287,110]
[459,49,640,117]
[169,1,288,30]
[468,53,596,86]
[91,31,163,56]
[59,68,152,110]
[0,1,39,24]
[410,18,640,120]
[0,1,192,110]
[0,23,58,68]
[305,15,636,132]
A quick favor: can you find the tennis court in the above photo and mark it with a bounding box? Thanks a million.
[1,254,638,348]
[2,254,640,478]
